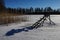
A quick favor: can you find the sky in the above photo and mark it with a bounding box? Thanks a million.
[5,0,60,9]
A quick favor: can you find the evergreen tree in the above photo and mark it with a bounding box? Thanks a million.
[30,7,33,13]
[46,7,53,12]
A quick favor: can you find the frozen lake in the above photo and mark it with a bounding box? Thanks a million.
[0,15,60,40]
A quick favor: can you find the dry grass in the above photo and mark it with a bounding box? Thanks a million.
[0,13,20,17]
[0,13,27,25]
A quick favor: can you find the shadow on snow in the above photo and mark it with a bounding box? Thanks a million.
[5,26,35,36]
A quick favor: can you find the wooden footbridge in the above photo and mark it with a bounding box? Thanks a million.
[26,12,60,29]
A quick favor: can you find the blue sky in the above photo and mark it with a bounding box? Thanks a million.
[5,0,60,9]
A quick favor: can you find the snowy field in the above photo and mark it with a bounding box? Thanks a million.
[0,15,60,40]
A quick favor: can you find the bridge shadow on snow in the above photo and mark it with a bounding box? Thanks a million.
[5,26,35,36]
[5,24,55,36]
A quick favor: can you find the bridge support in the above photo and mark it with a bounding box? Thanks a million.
[32,15,56,29]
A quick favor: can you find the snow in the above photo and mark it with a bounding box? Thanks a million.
[0,15,60,40]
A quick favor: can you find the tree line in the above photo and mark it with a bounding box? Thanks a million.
[4,7,60,14]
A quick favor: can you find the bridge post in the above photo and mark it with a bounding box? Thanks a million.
[32,14,56,29]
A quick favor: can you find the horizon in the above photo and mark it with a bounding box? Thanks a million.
[5,0,60,9]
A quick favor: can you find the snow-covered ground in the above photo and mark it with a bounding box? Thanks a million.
[0,15,60,40]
